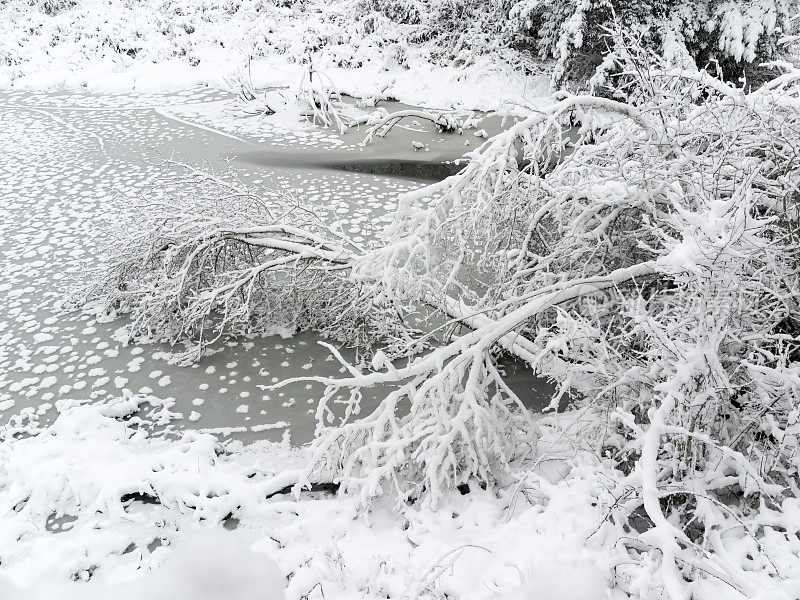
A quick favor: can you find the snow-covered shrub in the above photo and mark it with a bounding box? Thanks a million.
[270,53,800,596]
[312,54,799,594]
[360,0,512,66]
[507,0,800,83]
[29,0,77,15]
[360,0,798,83]
[296,62,349,132]
[225,64,276,116]
[356,0,423,25]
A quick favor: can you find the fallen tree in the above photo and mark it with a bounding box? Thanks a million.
[82,45,800,598]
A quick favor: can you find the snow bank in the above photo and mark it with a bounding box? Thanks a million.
[0,0,548,110]
[0,529,286,600]
[0,394,621,599]
[0,393,301,589]
[3,393,798,598]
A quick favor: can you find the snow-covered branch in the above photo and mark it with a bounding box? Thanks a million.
[360,108,466,145]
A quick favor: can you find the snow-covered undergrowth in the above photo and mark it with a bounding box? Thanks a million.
[4,393,800,599]
[0,0,544,109]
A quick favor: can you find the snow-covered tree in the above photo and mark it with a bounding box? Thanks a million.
[509,0,798,81]
[360,0,799,84]
[82,44,800,595]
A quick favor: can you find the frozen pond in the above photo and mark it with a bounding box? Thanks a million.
[0,89,553,445]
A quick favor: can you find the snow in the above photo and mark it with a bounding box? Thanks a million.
[0,529,286,600]
[0,0,547,111]
[0,394,631,600]
[16,395,775,600]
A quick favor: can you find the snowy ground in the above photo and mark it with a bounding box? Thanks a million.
[0,0,548,108]
[0,394,615,600]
